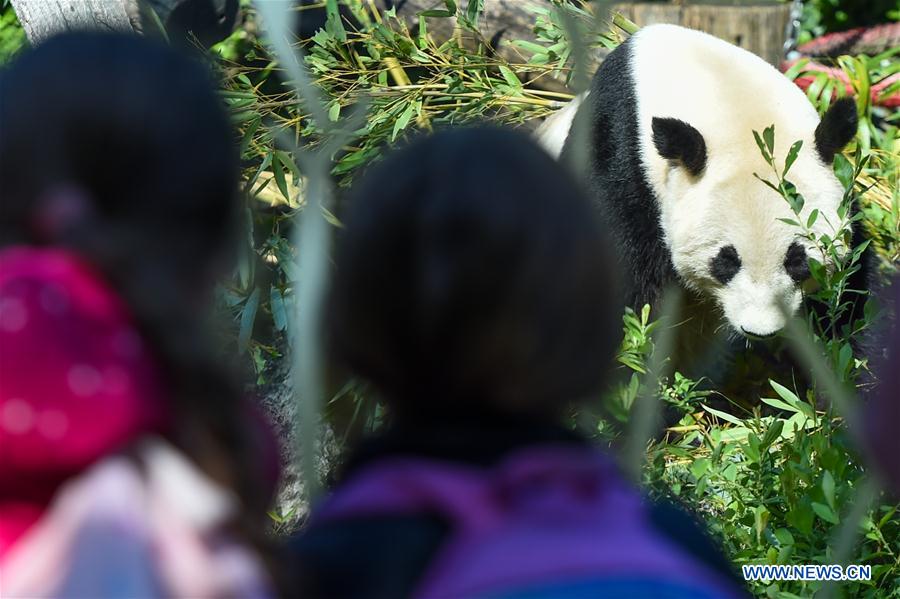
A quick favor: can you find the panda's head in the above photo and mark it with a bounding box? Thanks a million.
[650,98,858,339]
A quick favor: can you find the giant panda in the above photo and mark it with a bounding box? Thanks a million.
[537,25,868,379]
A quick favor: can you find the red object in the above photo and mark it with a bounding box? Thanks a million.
[797,23,900,58]
[782,59,900,109]
[0,247,170,556]
[782,23,900,110]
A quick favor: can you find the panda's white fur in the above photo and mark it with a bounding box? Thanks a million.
[540,24,857,339]
[534,92,588,158]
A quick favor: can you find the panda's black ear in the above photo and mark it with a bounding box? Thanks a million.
[652,117,707,177]
[814,97,857,163]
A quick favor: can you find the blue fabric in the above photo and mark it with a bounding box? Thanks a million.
[57,523,164,598]
[485,577,731,599]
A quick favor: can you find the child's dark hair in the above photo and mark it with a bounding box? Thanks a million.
[0,33,262,509]
[328,127,621,421]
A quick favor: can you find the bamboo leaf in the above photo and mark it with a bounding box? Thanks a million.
[419,9,453,17]
[812,501,839,525]
[763,125,775,155]
[702,404,744,426]
[499,65,522,90]
[822,470,836,510]
[784,140,803,175]
[328,102,341,122]
[271,151,290,201]
[391,101,416,141]
[466,0,484,26]
[270,286,288,332]
[760,396,799,413]
[770,380,814,419]
[807,208,819,229]
[238,287,261,353]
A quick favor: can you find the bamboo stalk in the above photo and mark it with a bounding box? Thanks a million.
[371,82,575,100]
[382,56,412,86]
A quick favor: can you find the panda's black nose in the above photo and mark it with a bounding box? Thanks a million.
[741,328,777,340]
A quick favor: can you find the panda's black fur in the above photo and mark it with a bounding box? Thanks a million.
[560,37,678,312]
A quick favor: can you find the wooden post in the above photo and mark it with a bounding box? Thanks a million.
[611,3,683,28]
[10,0,237,47]
[10,0,136,44]
[612,1,791,66]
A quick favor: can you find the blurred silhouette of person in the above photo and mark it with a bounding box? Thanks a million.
[866,279,900,494]
[290,127,747,598]
[0,32,277,597]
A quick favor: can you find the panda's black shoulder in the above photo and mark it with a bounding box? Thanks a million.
[588,34,636,98]
[570,35,674,310]
[583,35,640,172]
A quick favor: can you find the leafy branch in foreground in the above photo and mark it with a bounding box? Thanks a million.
[216,1,634,382]
[784,50,899,267]
[752,124,872,348]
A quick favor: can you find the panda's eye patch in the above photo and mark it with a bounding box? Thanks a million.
[710,245,741,285]
[784,242,810,283]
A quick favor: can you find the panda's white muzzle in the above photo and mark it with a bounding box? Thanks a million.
[719,271,802,339]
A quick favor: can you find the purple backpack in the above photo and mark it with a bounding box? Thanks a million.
[311,445,746,598]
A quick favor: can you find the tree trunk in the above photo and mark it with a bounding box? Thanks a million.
[10,0,137,44]
[10,0,238,47]
[612,2,791,66]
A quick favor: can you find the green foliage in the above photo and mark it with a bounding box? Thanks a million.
[785,49,899,158]
[513,0,625,84]
[753,126,872,347]
[784,50,899,266]
[0,0,27,64]
[647,388,900,597]
[216,1,592,379]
